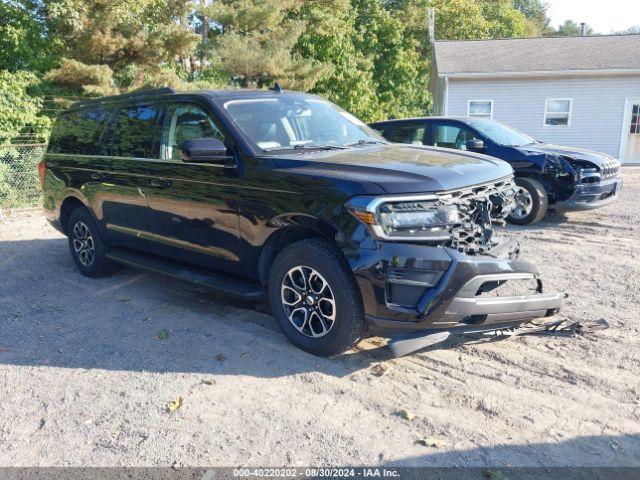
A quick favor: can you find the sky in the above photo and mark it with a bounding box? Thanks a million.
[546,0,640,34]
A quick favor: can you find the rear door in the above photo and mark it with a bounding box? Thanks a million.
[97,104,160,251]
[384,122,427,145]
[145,99,241,274]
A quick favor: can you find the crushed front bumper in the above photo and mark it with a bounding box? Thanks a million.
[440,272,564,324]
[554,176,622,212]
[350,239,564,335]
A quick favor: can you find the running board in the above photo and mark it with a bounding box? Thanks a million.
[105,248,265,301]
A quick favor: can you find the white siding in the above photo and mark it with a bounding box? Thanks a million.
[445,75,640,160]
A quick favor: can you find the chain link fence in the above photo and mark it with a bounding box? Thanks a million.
[0,136,48,210]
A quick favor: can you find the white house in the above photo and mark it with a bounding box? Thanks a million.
[430,34,640,163]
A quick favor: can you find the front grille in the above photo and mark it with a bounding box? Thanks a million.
[436,176,518,254]
[600,159,620,179]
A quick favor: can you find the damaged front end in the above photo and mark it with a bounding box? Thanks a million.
[345,176,564,350]
[346,175,520,258]
[438,176,518,256]
[542,154,622,210]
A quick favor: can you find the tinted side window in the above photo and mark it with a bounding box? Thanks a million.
[110,105,160,158]
[386,124,426,145]
[160,103,225,160]
[430,124,476,150]
[48,109,107,155]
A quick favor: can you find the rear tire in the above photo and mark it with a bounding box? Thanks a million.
[508,177,548,225]
[66,207,114,278]
[268,238,365,357]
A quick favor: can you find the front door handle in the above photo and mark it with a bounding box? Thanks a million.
[91,172,108,180]
[150,178,172,188]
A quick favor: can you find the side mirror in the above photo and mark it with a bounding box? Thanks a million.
[179,138,231,164]
[466,138,485,152]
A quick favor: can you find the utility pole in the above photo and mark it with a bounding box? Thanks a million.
[428,8,435,43]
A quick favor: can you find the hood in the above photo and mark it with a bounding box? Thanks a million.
[270,143,513,194]
[519,143,614,167]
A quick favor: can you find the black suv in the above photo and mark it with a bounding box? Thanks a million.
[41,88,563,357]
[371,117,622,225]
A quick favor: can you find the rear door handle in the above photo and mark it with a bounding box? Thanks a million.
[91,172,108,180]
[150,178,172,188]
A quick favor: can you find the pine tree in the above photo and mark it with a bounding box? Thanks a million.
[201,0,328,89]
[44,0,198,94]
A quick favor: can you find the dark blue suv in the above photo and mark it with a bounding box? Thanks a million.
[371,117,622,225]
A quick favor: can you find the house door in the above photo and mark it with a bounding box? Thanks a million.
[621,99,640,163]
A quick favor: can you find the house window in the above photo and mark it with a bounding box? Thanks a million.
[468,100,493,118]
[544,99,572,126]
[631,104,640,134]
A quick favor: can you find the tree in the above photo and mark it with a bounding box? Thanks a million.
[388,0,531,42]
[615,25,640,35]
[295,1,381,119]
[481,0,537,38]
[43,0,199,94]
[201,0,328,89]
[553,19,595,37]
[351,0,430,119]
[513,0,552,35]
[295,0,432,121]
[0,70,51,138]
[0,0,60,72]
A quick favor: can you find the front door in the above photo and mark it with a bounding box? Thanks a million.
[145,100,241,274]
[423,121,478,150]
[621,99,640,164]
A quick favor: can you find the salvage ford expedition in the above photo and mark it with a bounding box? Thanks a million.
[41,87,564,357]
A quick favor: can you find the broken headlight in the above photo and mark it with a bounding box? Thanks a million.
[543,154,573,176]
[346,195,459,241]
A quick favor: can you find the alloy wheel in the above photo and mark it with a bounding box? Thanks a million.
[281,265,336,338]
[72,221,95,267]
[510,187,534,220]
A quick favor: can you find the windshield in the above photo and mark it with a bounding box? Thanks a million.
[467,119,536,147]
[223,96,384,151]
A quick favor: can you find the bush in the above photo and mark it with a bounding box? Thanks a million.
[0,70,51,141]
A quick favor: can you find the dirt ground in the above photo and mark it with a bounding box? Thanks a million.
[1,168,639,468]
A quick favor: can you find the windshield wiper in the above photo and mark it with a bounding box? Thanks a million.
[267,143,348,151]
[343,139,386,147]
[294,143,348,150]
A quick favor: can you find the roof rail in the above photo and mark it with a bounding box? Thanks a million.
[71,87,177,109]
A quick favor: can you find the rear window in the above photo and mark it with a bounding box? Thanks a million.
[48,109,107,155]
[386,124,426,145]
[108,105,160,158]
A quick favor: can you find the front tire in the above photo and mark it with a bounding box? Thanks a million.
[66,207,114,278]
[268,238,365,357]
[508,177,548,225]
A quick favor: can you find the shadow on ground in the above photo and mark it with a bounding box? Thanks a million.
[0,233,578,380]
[0,237,406,378]
[387,434,640,474]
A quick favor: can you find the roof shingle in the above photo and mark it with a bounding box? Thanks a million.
[433,35,640,75]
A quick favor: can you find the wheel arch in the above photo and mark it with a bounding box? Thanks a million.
[59,194,90,233]
[257,219,348,287]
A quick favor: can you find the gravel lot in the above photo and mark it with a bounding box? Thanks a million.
[1,168,639,468]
